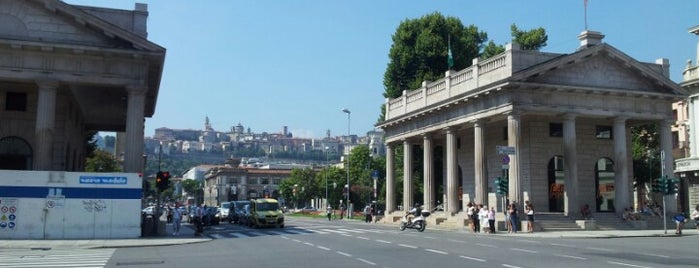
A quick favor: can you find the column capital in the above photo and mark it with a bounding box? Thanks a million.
[563,113,578,121]
[422,133,433,140]
[614,116,629,123]
[35,79,59,89]
[504,110,521,118]
[126,85,148,96]
[471,118,488,126]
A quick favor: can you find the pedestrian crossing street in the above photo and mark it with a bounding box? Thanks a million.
[206,227,397,240]
[0,248,115,268]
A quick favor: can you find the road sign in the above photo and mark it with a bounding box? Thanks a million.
[371,170,379,180]
[496,145,515,155]
[502,155,510,164]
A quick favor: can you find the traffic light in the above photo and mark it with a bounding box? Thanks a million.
[495,177,508,195]
[651,178,662,193]
[155,171,163,191]
[155,171,170,192]
[665,177,679,195]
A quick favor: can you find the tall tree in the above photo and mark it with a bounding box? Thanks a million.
[510,24,548,50]
[85,149,120,172]
[382,12,488,102]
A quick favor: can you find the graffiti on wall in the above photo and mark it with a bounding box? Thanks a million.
[83,200,107,212]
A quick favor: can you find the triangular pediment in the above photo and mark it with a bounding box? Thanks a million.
[512,44,686,96]
[0,0,161,51]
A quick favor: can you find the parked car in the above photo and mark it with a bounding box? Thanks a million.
[238,204,252,227]
[231,200,250,224]
[300,206,318,213]
[142,206,161,216]
[220,202,231,222]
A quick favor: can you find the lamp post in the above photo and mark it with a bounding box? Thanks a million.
[325,147,329,209]
[342,108,351,218]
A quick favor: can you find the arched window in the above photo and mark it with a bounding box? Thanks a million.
[0,136,32,170]
[595,158,615,212]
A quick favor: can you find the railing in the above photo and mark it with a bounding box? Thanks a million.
[683,65,699,81]
[385,51,510,120]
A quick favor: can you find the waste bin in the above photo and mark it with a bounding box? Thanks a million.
[141,213,157,237]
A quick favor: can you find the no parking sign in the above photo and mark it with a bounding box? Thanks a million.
[0,198,18,231]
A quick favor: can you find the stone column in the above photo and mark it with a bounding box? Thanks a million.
[446,128,459,213]
[563,114,579,217]
[34,80,58,170]
[613,117,630,214]
[507,113,522,206]
[423,134,434,211]
[123,85,147,172]
[659,119,678,212]
[690,96,699,156]
[403,139,413,212]
[474,119,488,205]
[385,143,395,213]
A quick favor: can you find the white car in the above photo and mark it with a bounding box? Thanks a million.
[142,206,157,215]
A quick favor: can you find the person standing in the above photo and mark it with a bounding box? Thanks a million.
[478,204,488,233]
[509,202,518,233]
[525,203,535,233]
[691,205,699,233]
[487,207,496,234]
[172,204,181,236]
[326,206,333,221]
[339,202,345,220]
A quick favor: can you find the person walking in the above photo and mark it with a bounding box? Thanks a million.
[364,205,372,223]
[172,204,181,236]
[339,202,345,220]
[691,205,699,233]
[487,207,496,234]
[326,206,333,221]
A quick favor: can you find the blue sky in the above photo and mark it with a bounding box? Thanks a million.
[65,0,699,139]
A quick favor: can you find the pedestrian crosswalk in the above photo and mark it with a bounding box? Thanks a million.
[206,227,395,240]
[0,248,115,268]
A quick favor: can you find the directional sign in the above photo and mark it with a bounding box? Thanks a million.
[496,145,515,155]
[371,170,379,180]
[502,155,510,165]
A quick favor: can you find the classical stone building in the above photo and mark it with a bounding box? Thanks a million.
[673,25,699,213]
[378,31,687,221]
[0,0,165,173]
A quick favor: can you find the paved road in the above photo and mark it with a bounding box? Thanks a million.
[1,217,696,268]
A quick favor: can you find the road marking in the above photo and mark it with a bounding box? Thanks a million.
[283,229,302,234]
[510,248,537,253]
[553,254,587,260]
[341,234,353,237]
[292,239,302,243]
[356,236,370,240]
[281,236,290,239]
[459,255,486,262]
[248,231,266,236]
[357,258,376,266]
[645,253,669,258]
[517,239,541,244]
[607,261,652,268]
[303,242,314,246]
[210,233,225,239]
[229,232,250,238]
[267,230,285,235]
[425,249,448,255]
[317,246,331,251]
[310,230,329,234]
[337,251,352,257]
[338,228,364,233]
[422,236,437,239]
[476,243,496,248]
[375,239,392,244]
[398,243,417,249]
[320,229,347,234]
[448,239,466,243]
[502,264,522,268]
[550,243,575,248]
[585,247,613,252]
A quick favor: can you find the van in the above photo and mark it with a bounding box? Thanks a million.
[249,198,284,228]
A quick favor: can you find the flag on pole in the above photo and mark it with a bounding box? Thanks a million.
[447,34,454,69]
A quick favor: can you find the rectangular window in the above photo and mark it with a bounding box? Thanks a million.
[595,126,613,139]
[549,123,563,137]
[262,178,269,185]
[503,127,508,141]
[5,92,27,111]
[672,131,679,148]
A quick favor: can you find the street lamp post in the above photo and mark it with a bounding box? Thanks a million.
[342,108,351,218]
[325,147,329,209]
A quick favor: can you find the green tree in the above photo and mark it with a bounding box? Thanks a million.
[383,12,487,102]
[315,166,345,208]
[510,24,548,50]
[85,149,120,172]
[480,40,505,59]
[181,179,200,197]
[631,124,659,191]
